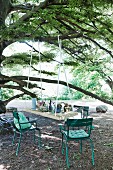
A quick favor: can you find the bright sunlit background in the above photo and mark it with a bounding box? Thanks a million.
[3,41,72,98]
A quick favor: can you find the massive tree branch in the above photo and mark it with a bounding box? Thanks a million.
[83,35,113,58]
[0,84,37,98]
[4,93,25,105]
[35,32,83,42]
[0,74,44,90]
[56,16,96,34]
[11,3,37,11]
[16,0,48,22]
[10,75,113,106]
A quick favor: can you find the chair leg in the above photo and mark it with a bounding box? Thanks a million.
[87,111,89,118]
[80,140,82,153]
[81,110,83,118]
[16,133,22,156]
[38,129,42,148]
[65,140,70,168]
[12,131,16,145]
[61,135,70,167]
[33,130,36,143]
[89,138,95,165]
[61,134,64,154]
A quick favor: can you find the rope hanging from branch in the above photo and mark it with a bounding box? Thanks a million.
[55,35,71,116]
[27,40,34,89]
[38,40,43,99]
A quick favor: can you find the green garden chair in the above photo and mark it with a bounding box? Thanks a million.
[12,111,42,156]
[82,106,89,118]
[59,118,94,168]
[76,106,89,118]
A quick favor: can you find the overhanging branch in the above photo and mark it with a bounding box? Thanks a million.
[11,75,113,106]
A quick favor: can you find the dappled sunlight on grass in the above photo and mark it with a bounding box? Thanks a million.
[93,116,103,120]
[93,124,100,128]
[41,134,61,141]
[106,118,113,121]
[0,165,10,170]
[69,141,79,147]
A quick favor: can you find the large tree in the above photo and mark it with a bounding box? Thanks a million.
[1,0,113,111]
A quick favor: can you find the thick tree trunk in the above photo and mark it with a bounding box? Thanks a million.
[0,0,12,62]
[0,100,6,113]
[0,0,11,27]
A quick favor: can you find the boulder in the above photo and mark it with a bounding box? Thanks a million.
[96,105,108,113]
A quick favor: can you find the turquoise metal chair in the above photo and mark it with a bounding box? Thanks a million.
[12,111,42,156]
[75,106,89,118]
[82,106,89,118]
[59,118,94,168]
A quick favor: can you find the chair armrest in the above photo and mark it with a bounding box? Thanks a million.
[19,121,33,124]
[19,118,37,125]
[29,118,40,128]
[19,119,38,129]
[28,118,37,124]
[58,123,66,132]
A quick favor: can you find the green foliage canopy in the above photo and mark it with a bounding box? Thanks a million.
[1,0,113,105]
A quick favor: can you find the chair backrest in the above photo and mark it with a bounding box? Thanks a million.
[13,111,31,130]
[75,106,83,112]
[83,106,89,112]
[82,106,89,118]
[65,118,93,136]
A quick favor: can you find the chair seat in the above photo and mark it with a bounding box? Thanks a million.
[62,129,89,139]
